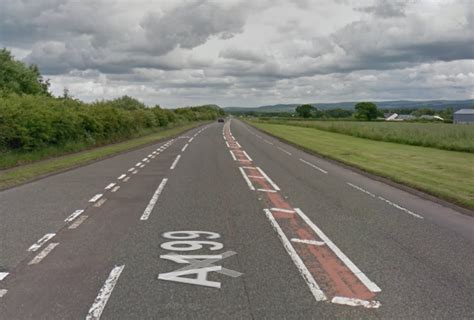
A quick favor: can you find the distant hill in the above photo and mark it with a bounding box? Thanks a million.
[224,100,474,113]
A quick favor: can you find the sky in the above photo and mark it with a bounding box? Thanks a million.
[1,0,473,108]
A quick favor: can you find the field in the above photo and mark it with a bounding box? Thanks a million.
[255,119,474,152]
[249,121,474,209]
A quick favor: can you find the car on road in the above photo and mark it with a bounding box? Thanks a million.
[218,118,225,123]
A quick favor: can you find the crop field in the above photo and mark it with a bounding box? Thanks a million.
[255,119,474,152]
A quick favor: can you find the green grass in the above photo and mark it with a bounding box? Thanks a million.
[249,121,474,209]
[256,119,474,152]
[0,122,205,190]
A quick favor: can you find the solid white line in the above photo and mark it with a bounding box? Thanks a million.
[299,159,328,174]
[86,265,125,320]
[28,243,59,265]
[257,189,278,193]
[140,178,168,221]
[0,272,9,281]
[270,208,295,213]
[242,151,253,161]
[256,167,280,191]
[378,196,424,219]
[229,150,237,161]
[68,215,88,229]
[332,296,380,309]
[170,155,181,170]
[118,174,127,180]
[263,209,327,301]
[181,143,189,152]
[0,289,7,297]
[65,209,84,222]
[104,183,116,190]
[278,147,292,155]
[28,233,56,252]
[291,238,325,246]
[239,167,255,191]
[347,182,376,198]
[111,185,120,192]
[89,194,103,203]
[294,208,381,293]
[123,176,130,182]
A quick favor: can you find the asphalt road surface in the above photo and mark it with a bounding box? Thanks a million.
[0,119,473,319]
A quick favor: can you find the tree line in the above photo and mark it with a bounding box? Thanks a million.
[0,49,224,153]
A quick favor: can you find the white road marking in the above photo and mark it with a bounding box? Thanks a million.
[257,189,278,193]
[104,183,116,190]
[139,164,145,168]
[128,168,135,172]
[65,209,84,222]
[181,143,189,152]
[229,150,237,161]
[235,141,242,148]
[117,174,126,180]
[294,208,381,293]
[332,296,381,309]
[188,137,194,143]
[142,158,149,162]
[247,175,265,179]
[263,209,327,301]
[170,155,181,170]
[242,166,257,170]
[299,159,328,174]
[94,198,107,207]
[111,186,120,192]
[132,170,138,175]
[291,238,325,246]
[68,215,88,229]
[239,167,255,190]
[0,289,7,297]
[278,147,292,155]
[136,162,142,167]
[270,208,295,213]
[225,141,230,148]
[28,243,59,265]
[123,176,130,182]
[0,272,9,281]
[242,151,253,161]
[378,196,423,219]
[140,178,168,220]
[347,182,376,198]
[86,265,125,320]
[28,233,56,252]
[264,139,273,145]
[256,167,280,191]
[89,194,103,203]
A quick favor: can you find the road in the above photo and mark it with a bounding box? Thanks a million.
[0,119,473,319]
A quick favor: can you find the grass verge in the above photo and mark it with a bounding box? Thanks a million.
[0,122,205,190]
[249,121,474,209]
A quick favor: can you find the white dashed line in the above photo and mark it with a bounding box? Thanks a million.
[132,170,138,175]
[264,139,273,145]
[123,176,130,182]
[229,150,237,161]
[170,155,181,170]
[89,194,103,203]
[181,143,189,152]
[378,196,423,219]
[28,243,59,265]
[94,198,107,207]
[140,178,168,221]
[68,215,88,229]
[111,185,120,192]
[299,159,328,174]
[65,209,84,222]
[0,289,7,297]
[136,162,142,167]
[242,151,253,161]
[128,168,135,172]
[347,182,376,198]
[0,272,9,281]
[117,174,126,180]
[278,147,292,155]
[188,137,194,143]
[104,183,116,190]
[28,233,56,252]
[86,265,125,320]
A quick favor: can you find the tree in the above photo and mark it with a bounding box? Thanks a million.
[354,102,378,121]
[0,48,50,96]
[295,104,315,118]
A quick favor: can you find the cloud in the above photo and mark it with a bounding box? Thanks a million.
[0,0,472,107]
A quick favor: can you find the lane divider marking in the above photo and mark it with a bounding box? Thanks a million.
[117,174,127,180]
[104,183,116,190]
[299,159,328,174]
[28,233,56,252]
[86,265,125,320]
[28,243,59,265]
[111,186,120,192]
[170,155,181,170]
[65,210,84,222]
[378,196,423,219]
[68,215,88,229]
[278,147,292,155]
[239,167,255,190]
[140,178,168,221]
[181,143,189,152]
[89,194,103,203]
[347,183,376,198]
[123,176,130,182]
[0,272,9,281]
[94,198,107,207]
